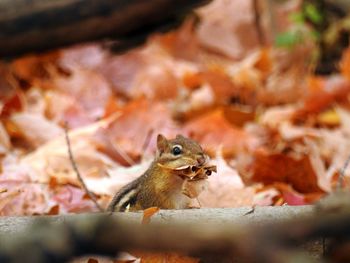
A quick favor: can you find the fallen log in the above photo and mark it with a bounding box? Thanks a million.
[0,206,326,262]
[0,0,210,58]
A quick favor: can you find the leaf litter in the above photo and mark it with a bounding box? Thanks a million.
[1,0,350,261]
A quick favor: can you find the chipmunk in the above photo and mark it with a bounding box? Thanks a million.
[107,134,215,212]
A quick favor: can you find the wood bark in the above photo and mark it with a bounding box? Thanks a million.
[0,206,327,262]
[0,0,210,58]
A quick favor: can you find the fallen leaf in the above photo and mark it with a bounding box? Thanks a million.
[52,185,98,213]
[0,89,26,118]
[294,75,350,119]
[20,117,118,185]
[340,47,350,80]
[10,112,63,147]
[184,109,259,157]
[239,148,323,193]
[132,251,199,263]
[53,68,112,120]
[0,121,11,154]
[196,0,259,59]
[154,18,200,61]
[142,207,160,224]
[58,44,107,71]
[200,155,256,208]
[274,183,323,205]
[97,99,180,163]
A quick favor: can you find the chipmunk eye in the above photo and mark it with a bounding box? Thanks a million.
[172,145,182,155]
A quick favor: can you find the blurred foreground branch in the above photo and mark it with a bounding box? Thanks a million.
[2,204,350,262]
[0,0,210,58]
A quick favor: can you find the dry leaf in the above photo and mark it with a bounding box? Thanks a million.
[132,251,199,263]
[184,109,259,157]
[142,207,160,224]
[196,0,259,59]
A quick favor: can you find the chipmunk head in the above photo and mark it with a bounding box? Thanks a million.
[156,134,208,169]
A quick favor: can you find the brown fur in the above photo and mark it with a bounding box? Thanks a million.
[107,134,208,212]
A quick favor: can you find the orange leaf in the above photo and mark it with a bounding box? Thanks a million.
[103,96,121,118]
[197,70,238,103]
[340,47,350,80]
[133,251,199,263]
[46,205,60,215]
[242,148,323,194]
[274,183,323,205]
[182,72,202,90]
[98,98,180,165]
[254,48,272,74]
[184,109,257,157]
[154,18,199,61]
[294,75,350,118]
[142,207,160,224]
[0,89,26,118]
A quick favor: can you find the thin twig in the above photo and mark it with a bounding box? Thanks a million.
[337,154,350,190]
[64,125,103,212]
[243,206,255,216]
[253,0,265,46]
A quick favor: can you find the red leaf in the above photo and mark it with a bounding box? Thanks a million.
[241,148,323,193]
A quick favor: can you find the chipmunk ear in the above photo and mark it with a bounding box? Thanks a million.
[157,134,168,154]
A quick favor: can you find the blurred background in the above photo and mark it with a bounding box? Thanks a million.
[0,0,349,216]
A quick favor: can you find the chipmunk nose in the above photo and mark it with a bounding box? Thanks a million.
[197,155,206,166]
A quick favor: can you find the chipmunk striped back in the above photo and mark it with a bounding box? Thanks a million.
[107,177,142,212]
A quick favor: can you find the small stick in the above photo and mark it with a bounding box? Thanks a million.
[253,0,265,46]
[337,154,350,191]
[64,125,103,212]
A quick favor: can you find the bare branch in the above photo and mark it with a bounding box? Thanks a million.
[337,153,350,190]
[64,125,103,212]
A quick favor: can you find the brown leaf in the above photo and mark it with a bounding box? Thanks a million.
[196,0,259,59]
[200,155,256,208]
[97,99,180,164]
[273,183,323,205]
[10,52,60,83]
[53,68,112,121]
[10,112,63,147]
[98,50,147,97]
[294,75,350,119]
[133,251,199,263]
[58,44,106,71]
[154,18,200,61]
[184,109,258,157]
[240,148,323,193]
[46,204,60,215]
[52,185,99,213]
[142,207,160,224]
[0,89,26,118]
[340,47,350,80]
[0,121,11,154]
